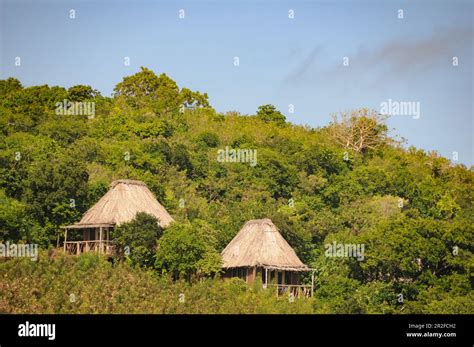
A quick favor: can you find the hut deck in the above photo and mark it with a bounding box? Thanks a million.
[64,240,114,256]
[269,284,313,298]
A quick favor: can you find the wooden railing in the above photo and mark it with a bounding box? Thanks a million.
[267,284,313,298]
[64,241,115,256]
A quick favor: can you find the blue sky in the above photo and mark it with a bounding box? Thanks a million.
[1,0,473,165]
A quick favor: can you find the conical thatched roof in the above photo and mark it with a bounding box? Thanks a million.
[221,219,309,271]
[68,180,174,228]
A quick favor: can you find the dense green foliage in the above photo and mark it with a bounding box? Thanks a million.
[256,104,286,125]
[112,212,163,268]
[0,68,472,314]
[155,219,222,279]
[0,252,312,314]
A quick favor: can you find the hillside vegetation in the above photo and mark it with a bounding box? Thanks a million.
[0,252,314,314]
[0,68,472,313]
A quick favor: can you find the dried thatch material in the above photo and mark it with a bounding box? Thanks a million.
[221,219,309,271]
[70,179,174,228]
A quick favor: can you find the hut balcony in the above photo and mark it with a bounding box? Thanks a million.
[62,223,115,256]
[222,265,315,297]
[64,240,115,256]
[269,284,313,298]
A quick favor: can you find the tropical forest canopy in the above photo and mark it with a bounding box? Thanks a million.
[0,67,472,314]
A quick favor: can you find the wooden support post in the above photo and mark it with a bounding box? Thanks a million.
[276,273,278,296]
[265,267,268,288]
[99,226,103,254]
[311,270,314,297]
[63,229,67,253]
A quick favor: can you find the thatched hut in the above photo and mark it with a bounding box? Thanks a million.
[221,219,314,297]
[63,179,174,255]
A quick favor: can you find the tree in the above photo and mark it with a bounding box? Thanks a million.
[23,151,89,232]
[0,190,26,241]
[113,67,164,98]
[38,116,88,144]
[328,109,390,153]
[68,85,100,101]
[181,87,210,108]
[256,104,286,125]
[0,77,22,98]
[196,131,220,148]
[155,220,221,279]
[112,212,164,268]
[113,67,209,114]
[113,67,181,111]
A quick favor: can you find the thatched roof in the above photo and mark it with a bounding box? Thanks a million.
[67,179,174,228]
[221,219,309,271]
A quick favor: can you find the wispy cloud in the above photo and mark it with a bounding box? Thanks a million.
[284,26,472,91]
[284,46,323,84]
